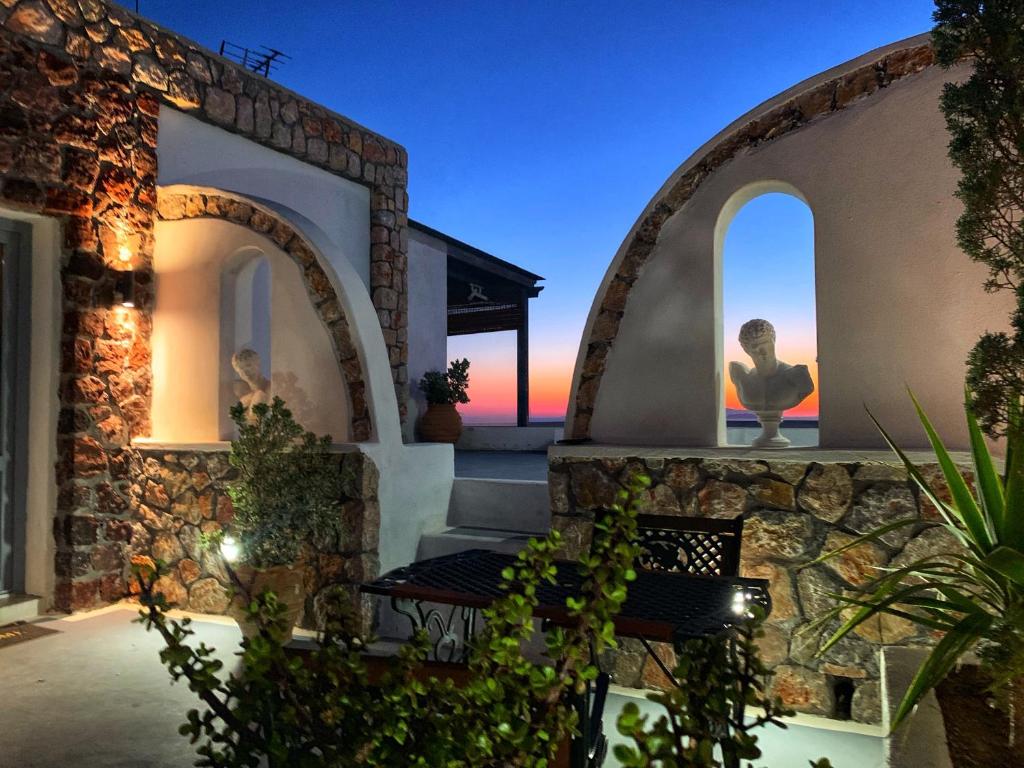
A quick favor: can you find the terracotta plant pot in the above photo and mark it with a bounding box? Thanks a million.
[419,402,463,443]
[226,562,306,642]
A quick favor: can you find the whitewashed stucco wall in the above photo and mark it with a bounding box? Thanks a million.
[586,50,1012,451]
[151,218,350,442]
[156,107,371,289]
[407,227,448,429]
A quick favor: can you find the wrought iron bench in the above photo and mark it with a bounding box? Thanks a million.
[634,513,744,577]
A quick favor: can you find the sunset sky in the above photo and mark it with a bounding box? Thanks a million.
[126,0,935,425]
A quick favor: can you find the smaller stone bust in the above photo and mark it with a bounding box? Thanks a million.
[231,348,271,421]
[728,319,814,448]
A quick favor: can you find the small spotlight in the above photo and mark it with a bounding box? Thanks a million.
[114,270,135,308]
[118,244,132,264]
[221,535,241,563]
[731,590,747,616]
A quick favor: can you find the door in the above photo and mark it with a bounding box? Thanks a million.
[0,219,30,598]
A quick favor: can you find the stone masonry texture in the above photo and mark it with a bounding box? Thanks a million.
[130,447,380,632]
[550,453,969,724]
[569,42,937,439]
[0,0,407,610]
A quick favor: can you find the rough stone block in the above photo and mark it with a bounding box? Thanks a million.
[798,463,853,522]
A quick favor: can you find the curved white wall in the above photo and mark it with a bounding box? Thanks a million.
[588,60,1012,450]
[152,218,350,442]
[157,107,371,288]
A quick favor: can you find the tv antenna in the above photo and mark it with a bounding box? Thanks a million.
[218,41,291,79]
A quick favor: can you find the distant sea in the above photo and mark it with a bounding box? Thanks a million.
[460,411,817,427]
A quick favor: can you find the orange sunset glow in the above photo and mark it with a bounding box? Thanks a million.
[448,332,572,424]
[724,358,820,417]
[723,326,820,419]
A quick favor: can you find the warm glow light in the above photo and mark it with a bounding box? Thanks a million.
[113,305,136,332]
[118,244,133,263]
[221,535,241,563]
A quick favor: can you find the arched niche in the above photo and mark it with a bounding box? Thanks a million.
[219,247,272,439]
[152,218,351,443]
[714,184,817,447]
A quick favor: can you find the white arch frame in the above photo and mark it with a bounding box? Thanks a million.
[713,181,815,445]
[218,246,272,439]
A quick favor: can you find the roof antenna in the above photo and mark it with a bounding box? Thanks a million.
[218,40,292,79]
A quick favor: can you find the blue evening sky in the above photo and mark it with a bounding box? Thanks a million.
[124,0,936,419]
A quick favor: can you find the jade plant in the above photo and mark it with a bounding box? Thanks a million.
[418,358,471,406]
[135,470,821,767]
[134,474,647,767]
[225,397,347,568]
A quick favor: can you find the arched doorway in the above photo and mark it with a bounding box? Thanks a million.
[718,188,817,446]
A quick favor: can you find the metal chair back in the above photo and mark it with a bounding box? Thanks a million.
[634,514,743,577]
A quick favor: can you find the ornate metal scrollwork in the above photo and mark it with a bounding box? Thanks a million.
[391,597,479,663]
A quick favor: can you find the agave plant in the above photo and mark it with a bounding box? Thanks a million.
[806,390,1024,729]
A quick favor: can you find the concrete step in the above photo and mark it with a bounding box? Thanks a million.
[416,526,541,560]
[0,594,42,625]
[447,477,550,533]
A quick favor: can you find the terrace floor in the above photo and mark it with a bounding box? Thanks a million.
[1,606,883,767]
[454,449,549,480]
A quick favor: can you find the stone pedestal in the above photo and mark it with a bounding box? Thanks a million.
[752,411,789,448]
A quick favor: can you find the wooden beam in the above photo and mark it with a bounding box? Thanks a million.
[517,290,529,427]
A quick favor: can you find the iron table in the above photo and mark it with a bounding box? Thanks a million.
[361,549,771,768]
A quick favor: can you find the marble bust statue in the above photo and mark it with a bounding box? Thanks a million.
[728,319,814,448]
[231,348,271,421]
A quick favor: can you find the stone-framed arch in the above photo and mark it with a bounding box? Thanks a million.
[568,36,938,441]
[156,187,372,441]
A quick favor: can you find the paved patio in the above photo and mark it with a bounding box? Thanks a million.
[0,606,883,768]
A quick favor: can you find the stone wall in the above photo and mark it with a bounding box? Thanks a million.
[0,21,159,611]
[549,452,966,724]
[0,0,410,610]
[1,1,410,414]
[129,446,380,629]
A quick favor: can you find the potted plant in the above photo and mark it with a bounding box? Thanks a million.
[806,392,1024,753]
[417,358,470,443]
[221,396,345,641]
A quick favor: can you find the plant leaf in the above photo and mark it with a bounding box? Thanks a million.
[802,519,925,569]
[965,388,1006,537]
[891,612,992,729]
[1001,404,1024,549]
[866,403,983,556]
[909,389,993,552]
[983,545,1024,588]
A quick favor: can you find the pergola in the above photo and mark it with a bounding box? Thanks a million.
[411,221,543,427]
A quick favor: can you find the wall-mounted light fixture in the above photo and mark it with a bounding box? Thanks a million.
[114,269,135,308]
[103,227,138,309]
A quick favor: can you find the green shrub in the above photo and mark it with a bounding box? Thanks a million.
[135,474,646,767]
[225,397,346,568]
[418,358,471,406]
[137,470,826,766]
[615,611,830,768]
[933,0,1024,436]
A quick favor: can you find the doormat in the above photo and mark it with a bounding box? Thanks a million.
[0,621,59,649]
